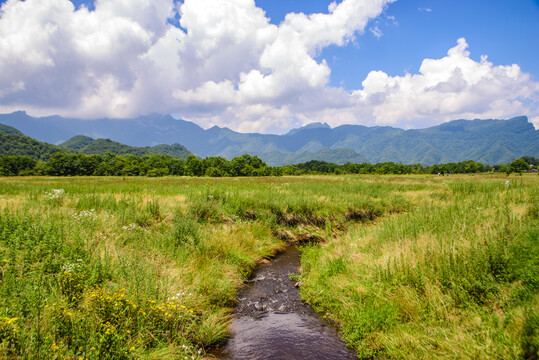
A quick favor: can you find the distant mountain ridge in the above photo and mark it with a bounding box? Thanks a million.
[0,111,537,165]
[59,136,191,158]
[0,126,191,160]
[0,128,74,160]
[0,123,23,135]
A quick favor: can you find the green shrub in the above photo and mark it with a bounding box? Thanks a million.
[188,198,222,223]
[172,216,201,249]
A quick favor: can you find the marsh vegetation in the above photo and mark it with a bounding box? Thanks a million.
[0,174,537,359]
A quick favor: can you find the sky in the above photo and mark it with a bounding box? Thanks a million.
[0,0,538,133]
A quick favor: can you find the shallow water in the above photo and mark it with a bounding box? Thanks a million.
[212,246,356,360]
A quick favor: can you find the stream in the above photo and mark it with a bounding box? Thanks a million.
[212,245,357,360]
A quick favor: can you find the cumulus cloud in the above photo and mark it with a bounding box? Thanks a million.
[0,0,537,133]
[351,38,539,128]
[0,0,393,129]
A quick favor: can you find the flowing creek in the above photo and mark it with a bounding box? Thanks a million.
[211,245,357,360]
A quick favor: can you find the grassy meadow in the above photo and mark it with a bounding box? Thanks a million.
[0,174,537,359]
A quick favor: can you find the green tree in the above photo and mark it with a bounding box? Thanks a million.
[143,154,174,176]
[45,153,77,176]
[169,158,186,175]
[205,167,223,177]
[510,158,530,172]
[122,156,144,176]
[94,153,125,176]
[521,156,539,166]
[230,154,267,176]
[0,155,37,176]
[185,155,204,176]
[203,157,230,176]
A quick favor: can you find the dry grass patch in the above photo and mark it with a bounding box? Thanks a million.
[158,194,187,207]
[0,194,26,210]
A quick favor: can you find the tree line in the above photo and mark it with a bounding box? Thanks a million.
[0,152,536,177]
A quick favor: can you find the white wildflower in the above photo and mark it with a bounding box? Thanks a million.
[46,188,65,199]
[72,209,98,220]
[122,223,137,231]
[62,261,81,272]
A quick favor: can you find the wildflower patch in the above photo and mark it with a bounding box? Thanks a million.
[0,317,19,354]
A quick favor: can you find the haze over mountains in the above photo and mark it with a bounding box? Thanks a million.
[0,111,537,166]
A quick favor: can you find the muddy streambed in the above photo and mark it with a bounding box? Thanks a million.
[212,246,357,360]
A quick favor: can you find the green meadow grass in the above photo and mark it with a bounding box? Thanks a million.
[0,174,536,359]
[300,174,538,359]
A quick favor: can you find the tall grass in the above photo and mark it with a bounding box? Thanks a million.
[1,174,535,359]
[300,174,538,359]
[0,175,408,358]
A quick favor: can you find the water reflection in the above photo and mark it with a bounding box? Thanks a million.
[213,246,356,360]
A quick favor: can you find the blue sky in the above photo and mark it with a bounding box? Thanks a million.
[0,0,538,133]
[63,0,539,88]
[256,0,539,89]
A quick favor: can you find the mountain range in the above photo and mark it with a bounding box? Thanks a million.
[0,124,190,161]
[0,111,537,165]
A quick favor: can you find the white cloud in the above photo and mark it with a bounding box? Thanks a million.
[0,0,537,133]
[351,38,539,128]
[0,0,173,114]
[530,116,539,129]
[370,25,383,39]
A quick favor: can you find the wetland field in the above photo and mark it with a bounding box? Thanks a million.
[0,174,537,359]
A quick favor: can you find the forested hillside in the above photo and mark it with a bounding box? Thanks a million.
[0,123,536,177]
[60,136,191,158]
[0,125,191,162]
[1,112,536,165]
[0,123,23,135]
[0,132,73,161]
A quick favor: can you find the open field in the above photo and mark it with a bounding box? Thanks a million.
[0,174,537,359]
